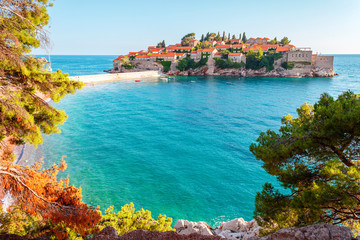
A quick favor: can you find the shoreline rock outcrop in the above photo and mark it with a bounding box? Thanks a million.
[174,219,353,240]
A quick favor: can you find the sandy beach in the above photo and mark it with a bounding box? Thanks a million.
[69,71,160,84]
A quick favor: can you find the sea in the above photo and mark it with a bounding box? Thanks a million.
[23,54,360,227]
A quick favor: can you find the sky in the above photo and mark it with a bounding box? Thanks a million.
[32,0,360,55]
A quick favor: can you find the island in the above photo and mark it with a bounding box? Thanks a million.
[109,32,336,78]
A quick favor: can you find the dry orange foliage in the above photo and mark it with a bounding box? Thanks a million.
[0,158,101,238]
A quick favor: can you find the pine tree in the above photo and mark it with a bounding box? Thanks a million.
[0,0,84,160]
[250,91,360,236]
[0,1,99,238]
[232,34,236,40]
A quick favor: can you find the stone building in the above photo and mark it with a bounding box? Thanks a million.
[286,50,312,63]
[189,40,199,47]
[246,38,256,45]
[228,53,246,63]
[201,48,218,58]
[312,55,334,70]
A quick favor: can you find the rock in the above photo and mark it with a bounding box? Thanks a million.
[260,224,352,240]
[221,218,247,232]
[175,220,214,236]
[118,229,221,240]
[90,226,119,240]
[175,219,186,229]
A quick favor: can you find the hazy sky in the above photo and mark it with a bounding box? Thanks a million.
[32,0,360,55]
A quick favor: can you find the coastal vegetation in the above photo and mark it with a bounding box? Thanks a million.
[281,61,295,70]
[160,61,172,72]
[177,56,208,71]
[98,203,173,235]
[0,0,173,239]
[214,58,245,69]
[250,91,360,236]
[245,50,283,72]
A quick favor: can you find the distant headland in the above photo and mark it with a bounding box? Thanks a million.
[108,32,336,78]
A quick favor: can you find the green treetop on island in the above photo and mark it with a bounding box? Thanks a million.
[250,91,360,236]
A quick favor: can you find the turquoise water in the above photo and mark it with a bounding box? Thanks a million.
[38,55,117,76]
[26,55,360,226]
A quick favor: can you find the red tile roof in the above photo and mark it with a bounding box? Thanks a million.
[228,53,244,56]
[128,52,138,55]
[135,55,150,58]
[149,48,164,52]
[148,46,156,49]
[232,44,244,48]
[113,56,126,61]
[276,46,291,52]
[191,51,197,54]
[215,45,232,49]
[150,53,177,58]
[202,48,216,53]
[166,46,193,50]
[253,44,278,48]
[230,39,241,42]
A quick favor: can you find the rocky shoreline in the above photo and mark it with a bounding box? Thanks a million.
[165,60,337,78]
[92,219,354,240]
[111,57,337,78]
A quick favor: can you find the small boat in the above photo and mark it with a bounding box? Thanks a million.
[190,81,196,83]
[135,80,141,82]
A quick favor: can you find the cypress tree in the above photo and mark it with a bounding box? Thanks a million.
[200,34,204,42]
[242,32,247,43]
[232,34,236,39]
[223,31,226,41]
[228,33,231,41]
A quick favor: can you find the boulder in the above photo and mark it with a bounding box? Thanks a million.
[175,220,214,236]
[260,224,352,240]
[221,218,247,232]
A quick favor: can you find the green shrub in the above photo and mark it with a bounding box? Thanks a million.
[177,56,208,71]
[214,58,244,69]
[161,61,172,72]
[123,64,135,69]
[97,203,174,235]
[281,62,294,70]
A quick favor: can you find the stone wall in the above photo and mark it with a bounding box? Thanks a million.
[131,61,163,71]
[313,55,334,70]
[286,50,312,63]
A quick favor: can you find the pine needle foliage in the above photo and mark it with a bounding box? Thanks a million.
[0,0,84,160]
[250,91,360,236]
